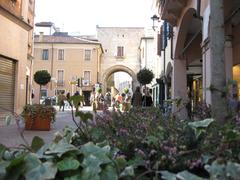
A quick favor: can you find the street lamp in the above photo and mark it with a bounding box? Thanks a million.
[151,14,160,31]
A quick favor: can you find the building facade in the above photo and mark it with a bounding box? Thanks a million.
[96,26,144,93]
[0,0,35,121]
[33,32,102,106]
[153,0,240,118]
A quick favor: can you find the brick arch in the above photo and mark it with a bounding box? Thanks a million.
[102,65,138,93]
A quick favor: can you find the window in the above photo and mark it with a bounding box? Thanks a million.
[117,46,124,57]
[83,71,90,86]
[58,49,64,60]
[84,50,91,61]
[42,49,49,60]
[40,89,47,99]
[56,89,65,95]
[57,70,64,85]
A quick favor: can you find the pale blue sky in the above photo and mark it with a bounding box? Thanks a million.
[35,0,154,35]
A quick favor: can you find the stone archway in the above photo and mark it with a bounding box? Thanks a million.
[174,8,197,59]
[102,65,138,94]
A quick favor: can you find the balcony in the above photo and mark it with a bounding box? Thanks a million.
[159,0,187,26]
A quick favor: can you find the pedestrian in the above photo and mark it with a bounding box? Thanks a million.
[58,91,66,111]
[66,92,71,109]
[142,89,153,107]
[131,86,142,107]
[104,90,111,107]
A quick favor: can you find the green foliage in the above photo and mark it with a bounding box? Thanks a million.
[96,87,102,93]
[33,70,51,86]
[70,95,84,107]
[123,87,129,94]
[205,160,240,180]
[0,138,134,179]
[21,104,56,123]
[137,68,154,85]
[31,136,45,152]
[2,106,240,179]
[188,118,214,139]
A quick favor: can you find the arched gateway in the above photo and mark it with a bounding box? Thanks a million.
[96,26,144,94]
[102,65,138,93]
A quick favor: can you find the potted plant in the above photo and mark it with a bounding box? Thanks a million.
[21,104,56,131]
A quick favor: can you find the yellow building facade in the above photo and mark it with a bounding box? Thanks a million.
[0,0,35,121]
[33,34,103,106]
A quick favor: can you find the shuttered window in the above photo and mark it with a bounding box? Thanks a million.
[0,57,16,121]
[117,46,124,57]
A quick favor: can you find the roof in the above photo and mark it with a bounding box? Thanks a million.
[34,35,101,44]
[35,22,54,27]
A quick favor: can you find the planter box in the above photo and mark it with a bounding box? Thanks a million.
[25,116,51,131]
[22,104,56,131]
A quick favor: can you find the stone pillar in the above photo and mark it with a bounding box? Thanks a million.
[171,59,188,119]
[202,38,212,105]
[225,35,233,81]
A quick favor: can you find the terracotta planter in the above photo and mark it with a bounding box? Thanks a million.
[25,116,51,131]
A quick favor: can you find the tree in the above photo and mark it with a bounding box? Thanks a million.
[34,70,51,104]
[137,68,154,85]
[209,0,228,122]
[137,68,154,106]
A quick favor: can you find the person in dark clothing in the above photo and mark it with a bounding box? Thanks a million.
[131,86,142,107]
[142,90,153,107]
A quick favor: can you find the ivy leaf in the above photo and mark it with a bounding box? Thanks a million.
[0,144,7,159]
[100,165,118,180]
[176,171,204,180]
[226,162,240,179]
[64,174,81,180]
[120,166,134,178]
[0,161,10,179]
[201,154,214,164]
[75,111,93,123]
[188,118,214,129]
[114,156,127,171]
[80,142,111,164]
[42,162,58,179]
[225,130,240,141]
[188,119,214,139]
[120,166,134,177]
[6,154,25,171]
[57,157,80,171]
[205,161,226,180]
[81,155,101,180]
[31,136,45,152]
[160,170,176,179]
[46,141,80,157]
[23,154,58,180]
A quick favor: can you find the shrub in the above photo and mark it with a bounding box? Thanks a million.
[137,68,154,85]
[21,104,56,123]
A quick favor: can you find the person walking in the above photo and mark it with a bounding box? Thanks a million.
[58,91,66,111]
[104,90,111,107]
[131,86,142,107]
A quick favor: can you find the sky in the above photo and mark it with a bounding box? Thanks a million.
[35,0,154,35]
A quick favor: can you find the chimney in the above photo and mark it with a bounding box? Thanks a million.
[39,32,44,42]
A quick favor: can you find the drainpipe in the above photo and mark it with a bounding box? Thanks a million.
[195,0,203,20]
[50,43,54,90]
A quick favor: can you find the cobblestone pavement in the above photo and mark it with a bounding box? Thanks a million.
[0,106,93,148]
